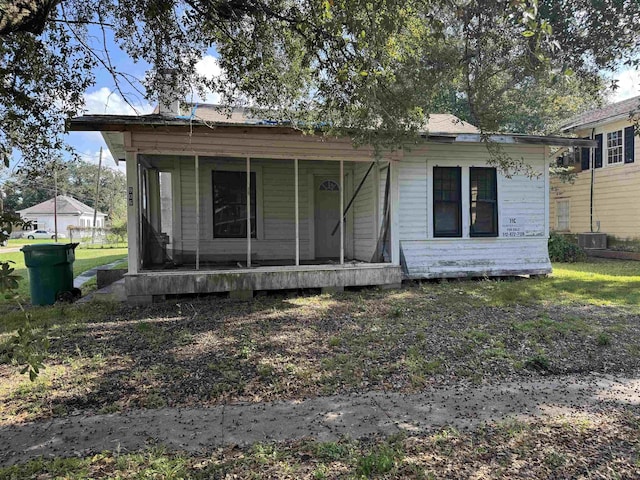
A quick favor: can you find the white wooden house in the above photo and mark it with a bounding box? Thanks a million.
[16,195,107,234]
[70,105,593,303]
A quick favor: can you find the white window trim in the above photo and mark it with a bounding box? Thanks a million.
[555,199,570,231]
[605,129,624,166]
[206,162,264,241]
[427,163,500,239]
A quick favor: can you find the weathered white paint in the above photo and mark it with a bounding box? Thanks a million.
[131,134,551,282]
[130,127,400,163]
[195,155,200,270]
[398,144,551,278]
[351,162,377,261]
[340,160,344,265]
[246,156,251,267]
[140,156,378,264]
[390,161,401,265]
[401,238,551,278]
[398,155,428,240]
[125,151,140,274]
[295,159,299,266]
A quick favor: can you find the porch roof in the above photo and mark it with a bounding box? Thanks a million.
[69,106,597,161]
[70,114,597,144]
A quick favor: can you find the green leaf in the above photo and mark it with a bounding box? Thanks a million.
[522,30,535,37]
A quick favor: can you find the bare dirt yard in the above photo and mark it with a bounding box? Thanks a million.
[1,259,639,478]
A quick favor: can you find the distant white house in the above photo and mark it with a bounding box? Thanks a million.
[17,195,107,233]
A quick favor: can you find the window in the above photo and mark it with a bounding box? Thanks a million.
[433,167,461,237]
[556,200,570,231]
[470,167,498,237]
[319,180,339,191]
[607,130,623,165]
[212,171,256,238]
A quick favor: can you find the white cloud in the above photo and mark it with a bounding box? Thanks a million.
[68,131,125,172]
[191,55,224,105]
[196,54,222,80]
[611,68,640,102]
[83,87,153,115]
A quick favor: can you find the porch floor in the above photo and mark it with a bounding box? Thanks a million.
[125,262,402,300]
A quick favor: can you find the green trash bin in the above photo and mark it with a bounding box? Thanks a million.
[21,243,79,306]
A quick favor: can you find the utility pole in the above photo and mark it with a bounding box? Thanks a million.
[92,147,103,244]
[54,168,58,243]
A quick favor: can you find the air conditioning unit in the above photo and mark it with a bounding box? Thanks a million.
[577,233,607,250]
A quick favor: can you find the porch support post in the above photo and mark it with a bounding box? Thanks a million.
[340,159,344,265]
[295,158,300,266]
[195,155,200,270]
[390,160,400,265]
[125,151,140,274]
[247,156,252,267]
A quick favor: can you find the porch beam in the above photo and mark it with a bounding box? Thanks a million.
[295,158,300,266]
[125,152,140,274]
[340,159,344,265]
[247,156,252,267]
[195,155,200,270]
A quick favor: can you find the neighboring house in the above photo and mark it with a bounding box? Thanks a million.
[550,96,639,242]
[17,195,107,234]
[70,103,591,303]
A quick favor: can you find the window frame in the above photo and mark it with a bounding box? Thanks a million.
[606,130,624,166]
[555,199,570,231]
[210,164,263,240]
[433,166,462,238]
[469,167,498,237]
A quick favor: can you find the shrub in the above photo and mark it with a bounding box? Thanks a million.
[548,233,586,263]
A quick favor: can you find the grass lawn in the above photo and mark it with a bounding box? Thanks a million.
[1,258,639,478]
[0,247,127,308]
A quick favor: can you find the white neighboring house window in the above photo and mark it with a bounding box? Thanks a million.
[607,130,623,165]
[556,200,570,231]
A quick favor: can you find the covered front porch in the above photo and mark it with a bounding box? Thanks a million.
[125,150,402,302]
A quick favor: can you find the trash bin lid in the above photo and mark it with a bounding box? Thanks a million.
[21,243,78,252]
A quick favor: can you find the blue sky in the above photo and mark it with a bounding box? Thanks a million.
[60,26,640,173]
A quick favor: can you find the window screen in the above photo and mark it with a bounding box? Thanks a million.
[212,171,256,238]
[433,167,462,237]
[470,167,498,237]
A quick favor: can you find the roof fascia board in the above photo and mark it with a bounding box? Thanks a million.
[71,116,596,148]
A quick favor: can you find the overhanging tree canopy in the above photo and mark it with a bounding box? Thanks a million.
[1,0,639,170]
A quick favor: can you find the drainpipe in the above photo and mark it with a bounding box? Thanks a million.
[590,128,595,233]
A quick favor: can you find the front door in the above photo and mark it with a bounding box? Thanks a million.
[314,176,341,259]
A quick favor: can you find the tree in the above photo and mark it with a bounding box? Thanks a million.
[0,0,638,173]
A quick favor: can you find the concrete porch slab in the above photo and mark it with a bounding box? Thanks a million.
[125,263,402,298]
